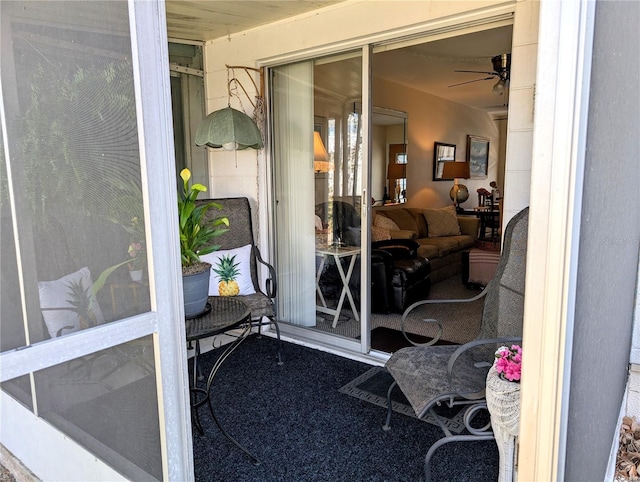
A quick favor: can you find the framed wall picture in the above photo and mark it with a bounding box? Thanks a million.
[467,135,489,179]
[433,142,456,181]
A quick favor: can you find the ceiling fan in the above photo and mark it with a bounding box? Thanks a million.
[449,53,511,94]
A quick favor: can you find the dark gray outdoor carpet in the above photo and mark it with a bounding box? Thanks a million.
[191,334,498,481]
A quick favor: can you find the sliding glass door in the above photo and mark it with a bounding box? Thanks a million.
[271,50,370,349]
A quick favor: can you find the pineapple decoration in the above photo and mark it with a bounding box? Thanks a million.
[66,279,98,329]
[214,254,241,296]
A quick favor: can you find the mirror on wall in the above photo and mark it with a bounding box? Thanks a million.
[371,107,407,203]
[433,142,456,181]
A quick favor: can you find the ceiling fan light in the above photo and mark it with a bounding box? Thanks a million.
[492,79,506,95]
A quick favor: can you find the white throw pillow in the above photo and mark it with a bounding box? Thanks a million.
[201,244,256,296]
[38,267,105,338]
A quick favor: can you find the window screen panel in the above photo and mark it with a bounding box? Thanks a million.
[1,336,161,480]
[1,2,163,478]
[1,1,151,347]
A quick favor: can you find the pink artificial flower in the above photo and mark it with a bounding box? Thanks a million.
[494,344,522,382]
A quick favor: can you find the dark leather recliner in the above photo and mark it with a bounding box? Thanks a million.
[371,239,431,314]
[315,200,361,246]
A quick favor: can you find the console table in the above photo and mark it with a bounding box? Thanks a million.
[185,296,259,464]
[458,207,500,240]
[315,245,361,328]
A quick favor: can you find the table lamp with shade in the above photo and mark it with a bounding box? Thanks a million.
[313,131,331,173]
[442,161,470,210]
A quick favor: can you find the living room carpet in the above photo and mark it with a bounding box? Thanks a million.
[369,326,456,352]
[315,275,485,344]
[338,366,467,434]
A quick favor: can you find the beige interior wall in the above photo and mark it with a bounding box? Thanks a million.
[373,77,500,209]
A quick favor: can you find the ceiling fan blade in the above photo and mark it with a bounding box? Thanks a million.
[448,76,496,88]
[454,70,497,75]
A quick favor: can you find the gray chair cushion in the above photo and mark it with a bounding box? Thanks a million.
[237,292,274,320]
[386,345,489,418]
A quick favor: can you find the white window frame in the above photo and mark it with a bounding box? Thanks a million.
[518,1,595,480]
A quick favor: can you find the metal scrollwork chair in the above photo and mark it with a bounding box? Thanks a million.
[198,197,282,364]
[382,207,528,481]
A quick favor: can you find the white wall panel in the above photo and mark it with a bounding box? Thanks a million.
[511,0,541,46]
[510,43,539,89]
[505,131,534,171]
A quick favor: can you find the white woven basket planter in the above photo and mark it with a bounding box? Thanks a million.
[486,363,521,482]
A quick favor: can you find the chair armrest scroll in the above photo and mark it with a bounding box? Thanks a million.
[399,316,444,346]
[398,288,490,347]
[254,245,277,298]
[402,284,490,319]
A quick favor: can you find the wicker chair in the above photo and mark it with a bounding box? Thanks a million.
[382,207,528,481]
[197,197,282,364]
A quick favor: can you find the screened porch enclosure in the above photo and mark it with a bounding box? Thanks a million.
[1,1,190,480]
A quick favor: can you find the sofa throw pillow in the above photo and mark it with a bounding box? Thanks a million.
[201,244,256,297]
[373,214,400,231]
[423,205,461,237]
[371,225,391,241]
[38,267,106,338]
[380,208,419,234]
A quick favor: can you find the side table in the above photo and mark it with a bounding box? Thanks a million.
[109,281,150,317]
[315,245,361,328]
[457,208,501,241]
[185,296,259,464]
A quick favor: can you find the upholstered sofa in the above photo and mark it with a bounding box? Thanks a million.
[372,205,479,283]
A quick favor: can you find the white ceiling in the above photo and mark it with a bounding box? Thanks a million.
[165,1,345,41]
[164,1,513,115]
[373,27,513,115]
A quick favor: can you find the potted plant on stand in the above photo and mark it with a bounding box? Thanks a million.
[486,344,522,482]
[127,237,145,282]
[178,168,229,317]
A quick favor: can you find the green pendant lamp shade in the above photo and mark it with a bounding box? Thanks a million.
[195,106,264,150]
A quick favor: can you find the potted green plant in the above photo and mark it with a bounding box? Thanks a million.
[178,168,229,316]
